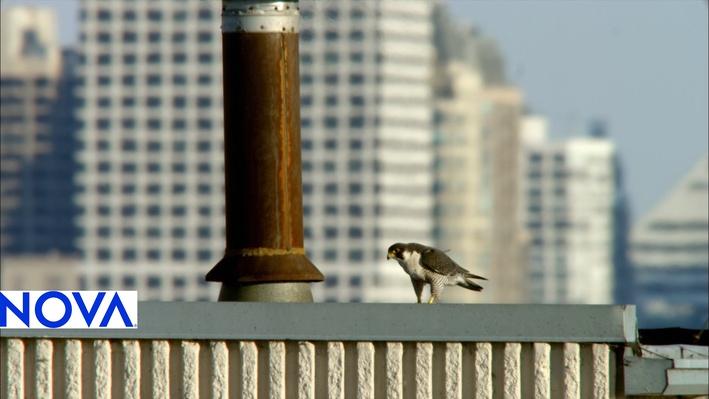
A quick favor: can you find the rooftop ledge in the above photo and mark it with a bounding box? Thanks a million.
[1,302,638,343]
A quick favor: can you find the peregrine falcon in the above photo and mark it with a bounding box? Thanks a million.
[387,242,487,304]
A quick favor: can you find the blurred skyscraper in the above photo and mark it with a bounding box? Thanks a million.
[592,121,635,305]
[298,0,434,302]
[0,7,80,256]
[521,120,616,304]
[75,1,223,300]
[432,5,526,303]
[630,154,708,328]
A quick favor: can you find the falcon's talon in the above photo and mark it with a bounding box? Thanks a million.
[386,242,487,303]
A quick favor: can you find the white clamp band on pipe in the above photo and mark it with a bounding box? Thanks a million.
[222,1,300,33]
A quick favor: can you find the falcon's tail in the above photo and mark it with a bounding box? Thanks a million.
[457,274,485,292]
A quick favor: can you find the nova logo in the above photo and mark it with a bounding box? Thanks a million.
[0,291,138,329]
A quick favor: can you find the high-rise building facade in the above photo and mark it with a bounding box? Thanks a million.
[521,124,616,304]
[431,5,528,303]
[630,155,708,328]
[1,7,79,256]
[481,87,526,303]
[298,0,434,302]
[76,1,223,300]
[432,62,490,302]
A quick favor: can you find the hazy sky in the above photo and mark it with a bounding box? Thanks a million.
[2,0,707,219]
[448,0,708,219]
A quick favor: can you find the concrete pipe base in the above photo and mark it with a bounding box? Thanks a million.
[218,282,314,302]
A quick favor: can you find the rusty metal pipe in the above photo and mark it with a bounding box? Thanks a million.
[206,0,323,302]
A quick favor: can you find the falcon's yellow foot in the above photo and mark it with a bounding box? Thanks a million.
[427,295,438,304]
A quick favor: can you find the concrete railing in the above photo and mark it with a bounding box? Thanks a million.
[1,303,636,398]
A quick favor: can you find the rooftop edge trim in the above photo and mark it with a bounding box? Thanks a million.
[1,302,637,343]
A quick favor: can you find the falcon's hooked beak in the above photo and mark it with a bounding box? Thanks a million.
[387,251,393,260]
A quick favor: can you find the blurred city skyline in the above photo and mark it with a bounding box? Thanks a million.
[2,0,707,218]
[0,0,706,327]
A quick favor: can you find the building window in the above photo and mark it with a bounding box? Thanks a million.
[197,97,211,108]
[148,32,161,43]
[325,183,337,194]
[97,119,110,130]
[198,119,212,130]
[324,250,337,261]
[325,31,339,41]
[197,163,211,173]
[147,275,161,287]
[325,74,338,85]
[147,53,161,64]
[146,184,161,194]
[147,74,161,85]
[147,250,161,261]
[173,53,187,63]
[324,226,337,238]
[350,30,364,41]
[172,32,187,43]
[173,96,187,108]
[123,31,137,42]
[97,276,111,288]
[174,10,187,21]
[197,141,211,152]
[97,9,112,21]
[147,141,161,152]
[349,275,362,285]
[97,249,111,260]
[147,10,162,22]
[198,9,213,20]
[324,117,338,128]
[348,205,362,216]
[348,227,363,238]
[146,97,161,107]
[197,32,212,43]
[325,276,338,287]
[122,250,136,261]
[147,119,161,130]
[172,119,187,130]
[172,250,186,261]
[349,116,365,128]
[325,52,339,63]
[350,52,364,63]
[121,205,136,216]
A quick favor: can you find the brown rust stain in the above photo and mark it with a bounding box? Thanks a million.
[279,33,291,249]
[226,247,306,257]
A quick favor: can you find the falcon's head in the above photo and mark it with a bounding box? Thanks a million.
[387,243,407,260]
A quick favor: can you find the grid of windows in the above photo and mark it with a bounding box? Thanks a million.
[77,1,223,301]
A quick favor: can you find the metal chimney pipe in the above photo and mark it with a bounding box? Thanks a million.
[206,0,323,302]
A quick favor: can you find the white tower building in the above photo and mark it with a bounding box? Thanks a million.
[76,1,223,300]
[521,123,616,304]
[298,0,435,302]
